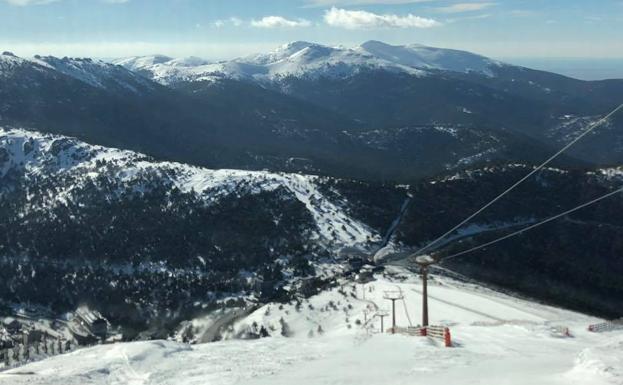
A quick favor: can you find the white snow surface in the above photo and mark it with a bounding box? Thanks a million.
[2,266,620,385]
[0,52,154,92]
[0,52,54,78]
[36,56,155,92]
[358,40,500,75]
[112,41,502,85]
[0,127,376,247]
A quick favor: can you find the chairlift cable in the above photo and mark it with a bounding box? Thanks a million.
[441,186,623,262]
[401,297,413,327]
[413,103,623,257]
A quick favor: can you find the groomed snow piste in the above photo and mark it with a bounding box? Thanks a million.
[1,266,621,385]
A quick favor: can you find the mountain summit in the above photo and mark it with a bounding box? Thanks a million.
[112,41,503,84]
[358,40,499,74]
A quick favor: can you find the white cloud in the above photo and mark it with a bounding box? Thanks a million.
[435,2,495,13]
[251,16,311,28]
[213,17,244,28]
[323,7,440,29]
[305,0,435,7]
[230,17,243,26]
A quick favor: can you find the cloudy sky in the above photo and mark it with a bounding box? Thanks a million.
[1,0,622,61]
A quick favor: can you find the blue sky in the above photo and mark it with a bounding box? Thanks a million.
[1,0,622,61]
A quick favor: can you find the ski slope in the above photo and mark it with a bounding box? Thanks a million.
[1,266,621,385]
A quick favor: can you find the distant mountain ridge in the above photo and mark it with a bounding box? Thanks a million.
[0,51,156,94]
[36,55,157,93]
[111,41,623,167]
[112,40,502,84]
[1,41,622,181]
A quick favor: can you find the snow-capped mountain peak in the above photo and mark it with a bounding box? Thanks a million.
[0,51,54,77]
[167,56,212,67]
[35,55,156,92]
[239,40,406,80]
[358,40,501,74]
[0,51,157,93]
[282,40,324,51]
[242,41,337,66]
[113,54,174,71]
[111,40,504,85]
[274,40,332,57]
[112,55,223,84]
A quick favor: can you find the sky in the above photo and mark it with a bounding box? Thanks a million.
[0,0,622,67]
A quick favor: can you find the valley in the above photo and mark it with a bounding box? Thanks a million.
[2,127,623,337]
[0,36,622,384]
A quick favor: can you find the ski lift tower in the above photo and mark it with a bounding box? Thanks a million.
[383,290,404,334]
[376,309,389,333]
[415,254,436,327]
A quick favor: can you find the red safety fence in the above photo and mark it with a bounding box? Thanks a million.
[422,325,452,347]
[387,325,452,347]
[588,319,623,333]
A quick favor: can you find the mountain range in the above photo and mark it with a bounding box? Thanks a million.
[113,40,500,84]
[2,41,622,182]
[2,126,623,328]
[1,41,623,333]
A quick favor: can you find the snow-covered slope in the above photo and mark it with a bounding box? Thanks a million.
[0,51,156,93]
[36,56,156,92]
[112,40,503,85]
[358,40,500,75]
[0,51,56,78]
[240,41,424,80]
[2,266,620,385]
[0,127,377,248]
[113,55,225,84]
[114,54,174,70]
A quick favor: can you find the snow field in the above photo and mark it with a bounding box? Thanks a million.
[3,267,621,385]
